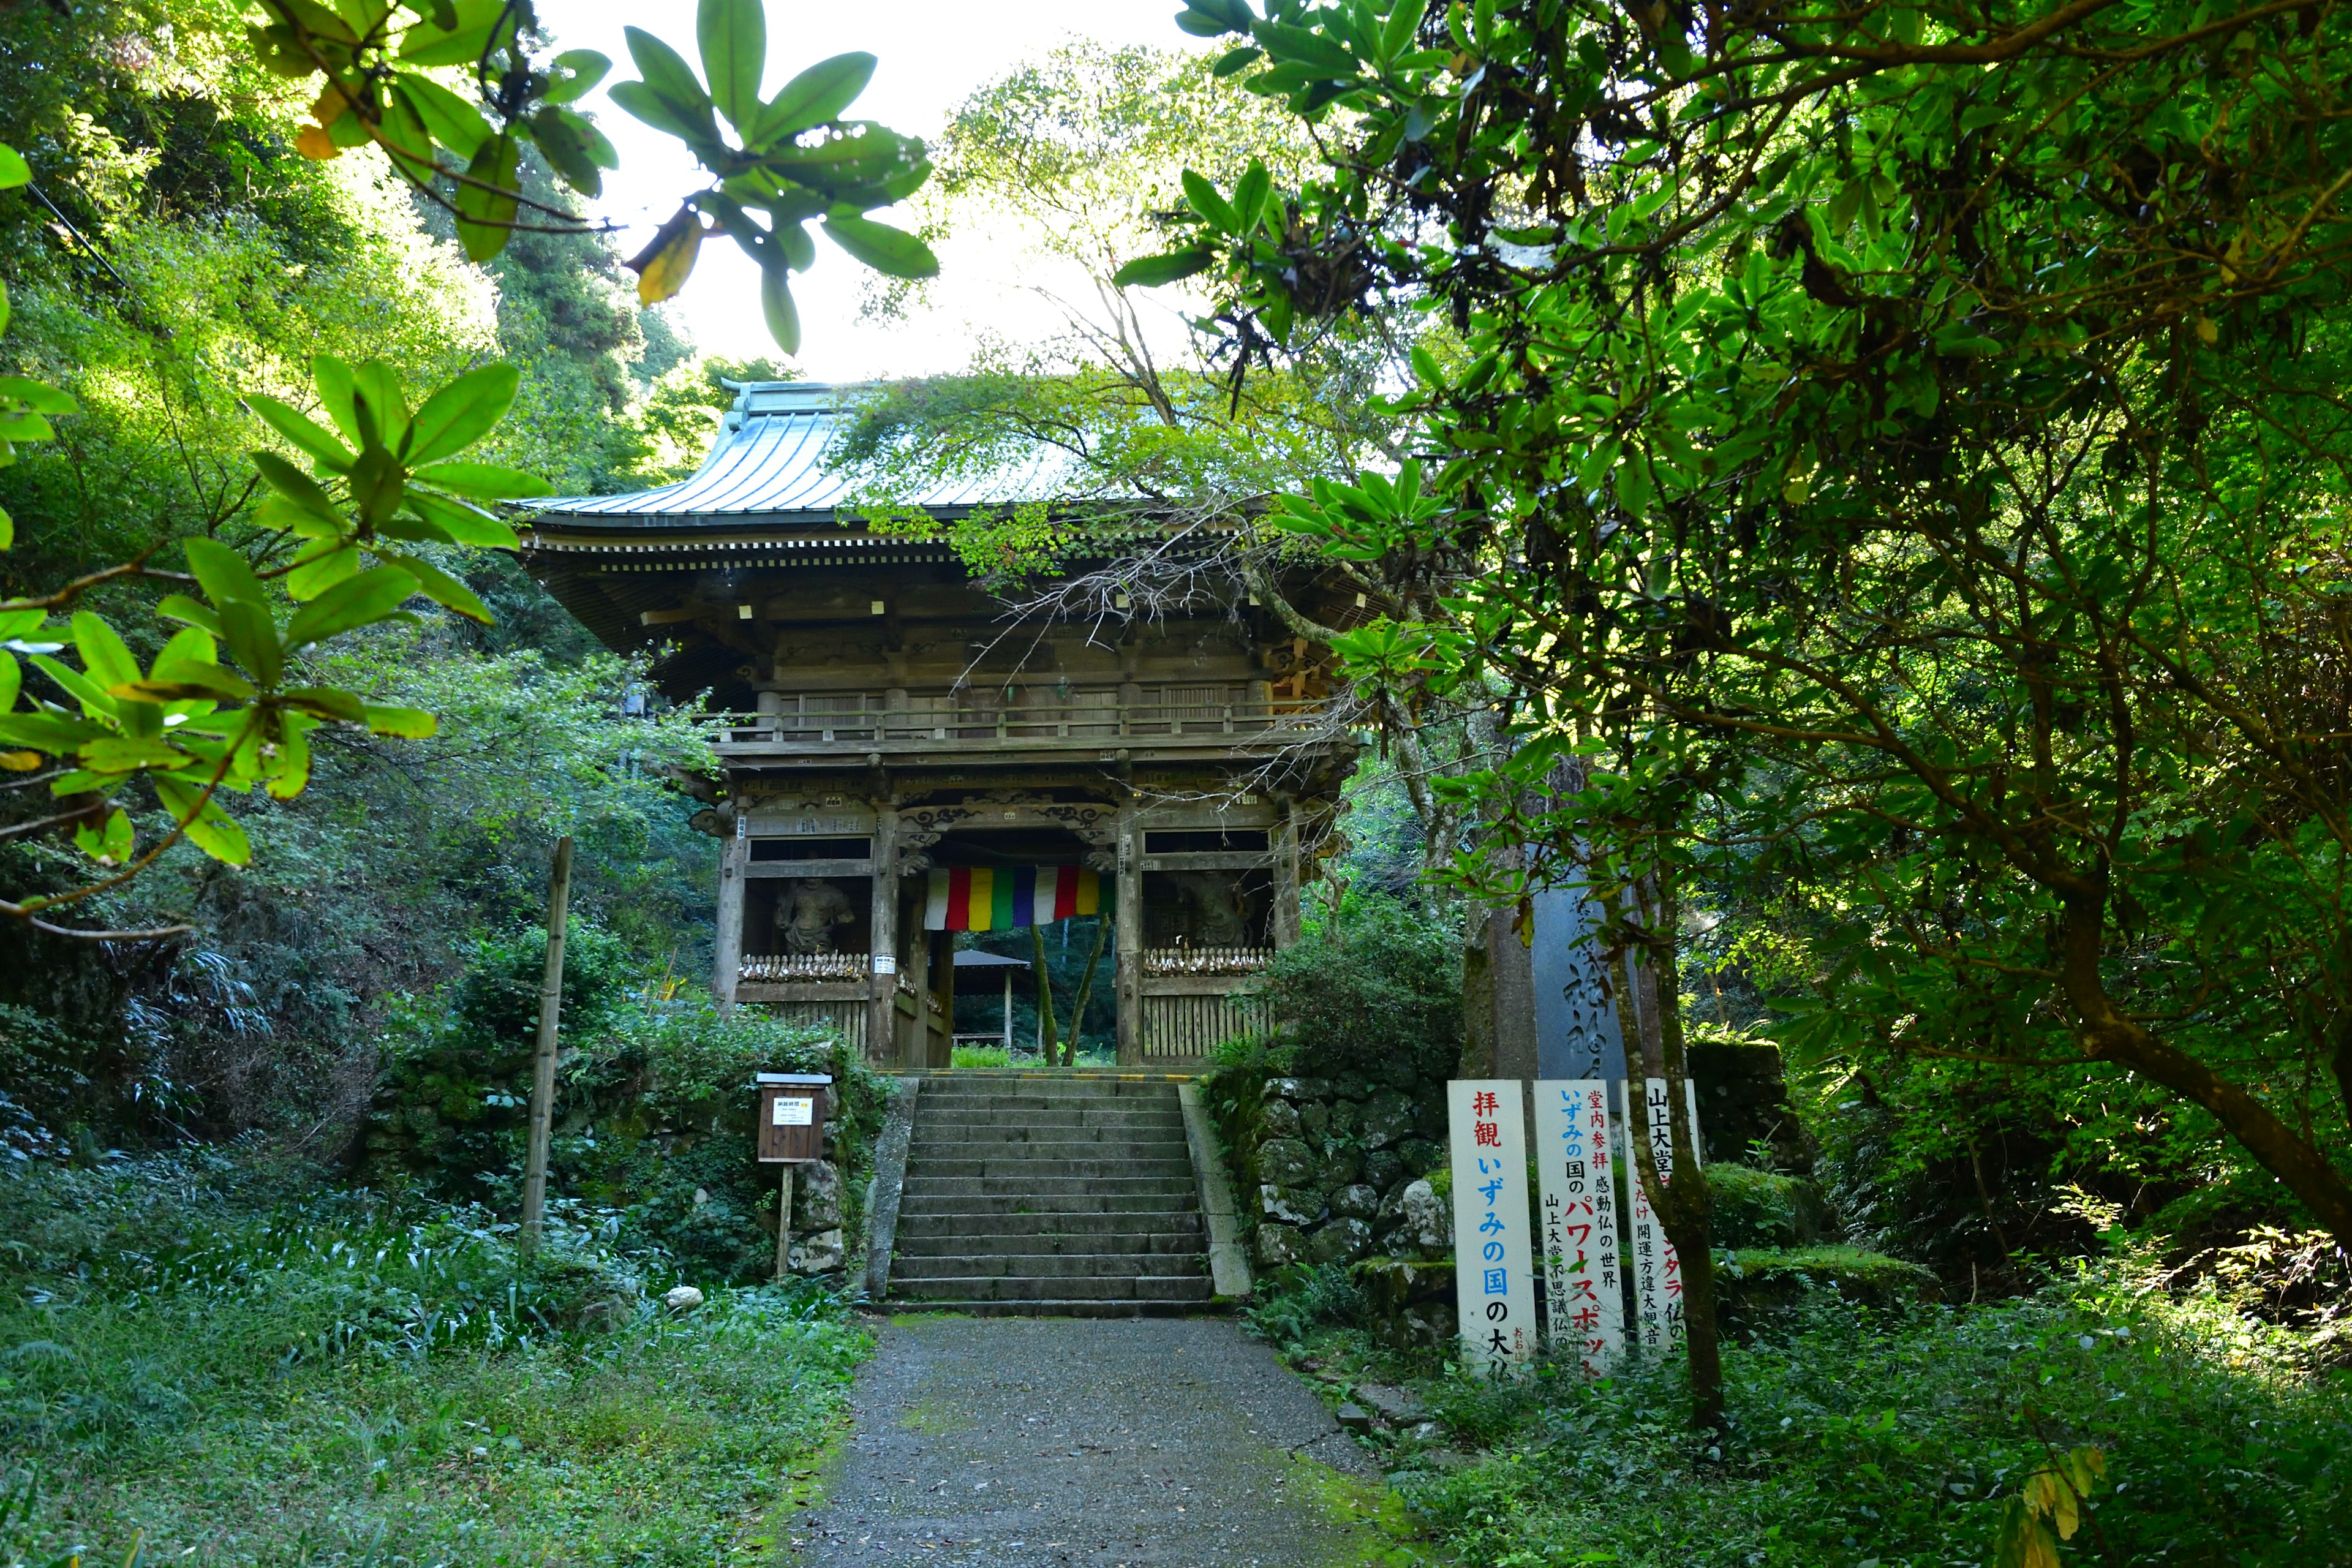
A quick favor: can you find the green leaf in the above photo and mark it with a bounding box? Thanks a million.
[1182,169,1240,233]
[75,807,135,866]
[1380,0,1428,62]
[542,50,612,105]
[30,652,114,718]
[404,491,520,548]
[623,26,721,144]
[363,704,438,739]
[157,595,223,636]
[216,599,284,688]
[1231,159,1270,235]
[454,131,520,264]
[412,460,548,500]
[760,263,801,355]
[0,376,75,415]
[393,74,491,160]
[0,647,16,712]
[312,356,363,450]
[1213,45,1263,77]
[243,393,355,473]
[747,52,875,145]
[282,685,366,722]
[821,214,939,279]
[70,612,140,693]
[183,537,268,609]
[0,504,10,551]
[698,0,766,132]
[380,549,492,624]
[284,566,417,650]
[283,541,359,605]
[81,736,191,774]
[0,143,29,190]
[1114,249,1216,288]
[251,449,345,527]
[405,364,519,466]
[152,775,252,865]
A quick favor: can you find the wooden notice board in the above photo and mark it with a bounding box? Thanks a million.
[756,1072,831,1163]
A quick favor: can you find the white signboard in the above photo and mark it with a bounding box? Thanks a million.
[1623,1076,1704,1353]
[772,1096,815,1127]
[1535,1079,1624,1376]
[1448,1079,1537,1374]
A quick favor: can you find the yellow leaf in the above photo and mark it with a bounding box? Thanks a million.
[2051,1484,2079,1541]
[0,750,40,771]
[2022,1521,2060,1568]
[2194,315,2218,345]
[310,85,349,123]
[630,209,704,305]
[295,123,342,160]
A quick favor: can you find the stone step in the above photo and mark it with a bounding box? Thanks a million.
[894,1209,1203,1240]
[905,1156,1197,1182]
[916,1088,1182,1107]
[916,1112,1187,1134]
[910,1137,1190,1161]
[890,1189,1198,1217]
[902,1171,1196,1196]
[894,1229,1204,1259]
[891,1250,1206,1280]
[889,1297,1207,1319]
[891,1271,1213,1303]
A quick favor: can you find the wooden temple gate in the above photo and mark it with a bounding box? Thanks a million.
[521,382,1357,1066]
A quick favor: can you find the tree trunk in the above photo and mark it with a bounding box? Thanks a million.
[2058,892,2352,1243]
[1064,916,1112,1066]
[1030,924,1060,1066]
[1612,873,1724,1434]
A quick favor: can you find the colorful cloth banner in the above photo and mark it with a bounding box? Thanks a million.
[922,865,1101,931]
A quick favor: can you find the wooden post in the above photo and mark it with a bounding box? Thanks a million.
[867,805,899,1066]
[1115,805,1142,1065]
[774,1165,795,1281]
[1001,970,1012,1049]
[1273,801,1302,949]
[521,835,575,1248]
[714,811,747,1005]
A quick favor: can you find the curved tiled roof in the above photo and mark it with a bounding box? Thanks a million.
[531,381,1055,521]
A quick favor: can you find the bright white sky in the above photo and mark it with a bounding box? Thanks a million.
[541,0,1204,380]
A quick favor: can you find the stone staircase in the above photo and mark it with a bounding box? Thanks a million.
[887,1075,1215,1317]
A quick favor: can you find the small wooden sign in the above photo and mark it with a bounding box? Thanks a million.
[756,1072,832,1163]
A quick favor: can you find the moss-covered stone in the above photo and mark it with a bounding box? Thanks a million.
[1706,1163,1829,1248]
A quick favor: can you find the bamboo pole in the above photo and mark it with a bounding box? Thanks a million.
[774,1166,796,1281]
[520,835,575,1249]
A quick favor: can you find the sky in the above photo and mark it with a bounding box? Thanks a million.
[541,0,1207,382]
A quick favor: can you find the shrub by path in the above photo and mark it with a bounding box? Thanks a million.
[790,1315,1430,1567]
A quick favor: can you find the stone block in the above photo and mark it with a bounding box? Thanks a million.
[789,1227,846,1275]
[1256,1223,1304,1269]
[1299,1101,1331,1140]
[1308,1216,1374,1264]
[1327,1098,1361,1136]
[1330,1183,1381,1220]
[1335,1403,1373,1433]
[1256,1098,1301,1141]
[1259,1184,1322,1226]
[1352,1256,1458,1351]
[1352,1382,1428,1424]
[1316,1145,1360,1189]
[1393,1178,1451,1257]
[1360,1148,1406,1194]
[1271,1077,1332,1102]
[791,1159,843,1230]
[1359,1090,1414,1148]
[1398,1137,1443,1176]
[1258,1136,1317,1187]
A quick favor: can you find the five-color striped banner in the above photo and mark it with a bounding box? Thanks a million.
[923,865,1102,931]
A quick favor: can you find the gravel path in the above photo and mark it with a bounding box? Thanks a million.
[786,1316,1428,1567]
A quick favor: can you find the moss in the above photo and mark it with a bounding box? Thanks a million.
[1706,1163,1825,1248]
[1714,1244,1940,1328]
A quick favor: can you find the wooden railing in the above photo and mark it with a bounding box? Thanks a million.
[703,690,1330,748]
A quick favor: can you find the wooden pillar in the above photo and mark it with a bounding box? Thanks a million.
[1272,798,1302,949]
[866,806,899,1067]
[1115,804,1142,1065]
[714,811,747,1005]
[929,937,956,1069]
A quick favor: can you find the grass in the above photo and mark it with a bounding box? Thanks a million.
[946,1044,1118,1069]
[0,1148,870,1566]
[1255,1262,2352,1568]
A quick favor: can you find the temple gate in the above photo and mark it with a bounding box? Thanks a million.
[521,380,1355,1066]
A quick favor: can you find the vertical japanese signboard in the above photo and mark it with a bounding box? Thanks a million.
[1449,1079,1536,1374]
[1534,1079,1624,1375]
[1623,1076,1704,1354]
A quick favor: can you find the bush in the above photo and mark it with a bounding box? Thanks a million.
[367,930,887,1283]
[1257,889,1461,1084]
